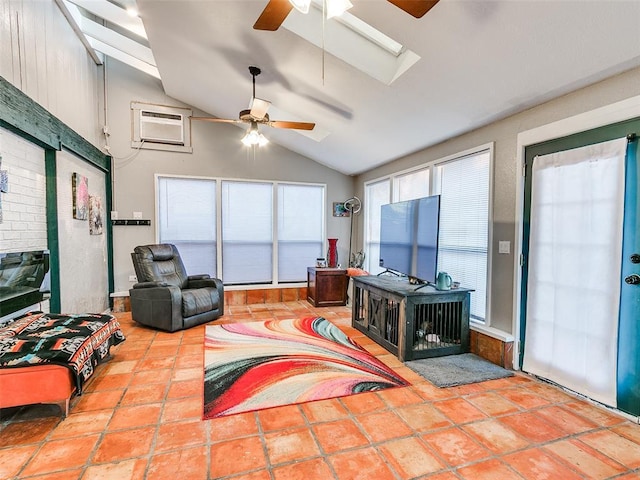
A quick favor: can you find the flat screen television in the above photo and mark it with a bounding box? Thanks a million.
[378,195,440,284]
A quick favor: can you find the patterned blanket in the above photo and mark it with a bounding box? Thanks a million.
[0,312,126,393]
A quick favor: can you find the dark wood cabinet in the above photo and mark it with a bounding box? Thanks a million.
[352,275,472,361]
[307,267,348,307]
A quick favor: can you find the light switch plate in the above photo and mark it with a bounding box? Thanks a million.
[498,241,511,254]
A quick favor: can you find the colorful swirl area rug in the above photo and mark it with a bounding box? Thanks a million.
[203,316,409,419]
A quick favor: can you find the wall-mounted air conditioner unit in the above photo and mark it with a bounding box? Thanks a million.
[139,110,184,145]
[131,102,193,153]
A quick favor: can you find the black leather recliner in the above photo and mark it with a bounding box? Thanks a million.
[129,244,224,332]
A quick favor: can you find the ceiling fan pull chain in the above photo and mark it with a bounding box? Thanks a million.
[322,0,326,85]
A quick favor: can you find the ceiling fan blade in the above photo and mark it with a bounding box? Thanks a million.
[387,0,439,18]
[254,0,293,31]
[191,117,241,124]
[268,120,316,131]
[250,97,271,120]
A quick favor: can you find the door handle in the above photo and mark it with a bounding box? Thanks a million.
[625,274,640,285]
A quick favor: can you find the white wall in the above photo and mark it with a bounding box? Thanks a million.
[356,65,640,335]
[0,0,103,147]
[105,59,355,292]
[56,149,108,313]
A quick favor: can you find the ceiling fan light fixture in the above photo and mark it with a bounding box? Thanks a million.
[241,123,269,147]
[289,0,311,14]
[326,0,353,19]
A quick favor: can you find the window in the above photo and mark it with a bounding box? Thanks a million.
[157,177,216,277]
[363,148,491,322]
[393,168,430,202]
[157,176,325,286]
[434,151,490,321]
[365,167,429,273]
[222,181,273,284]
[278,184,324,282]
[364,179,390,274]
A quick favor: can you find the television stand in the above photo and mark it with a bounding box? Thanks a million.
[352,275,472,361]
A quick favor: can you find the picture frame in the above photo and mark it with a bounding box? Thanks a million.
[72,172,89,220]
[89,195,103,235]
[332,202,350,217]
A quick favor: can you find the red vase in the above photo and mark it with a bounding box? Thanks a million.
[327,238,338,268]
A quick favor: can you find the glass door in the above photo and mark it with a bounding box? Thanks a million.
[520,119,640,416]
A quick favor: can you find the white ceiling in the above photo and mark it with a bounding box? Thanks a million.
[98,1,640,175]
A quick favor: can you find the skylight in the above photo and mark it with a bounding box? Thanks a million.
[58,0,158,79]
[283,1,419,85]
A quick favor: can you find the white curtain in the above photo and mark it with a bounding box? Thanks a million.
[523,138,627,407]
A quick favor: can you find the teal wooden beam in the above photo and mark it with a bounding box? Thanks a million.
[105,160,115,307]
[0,75,108,171]
[45,150,61,313]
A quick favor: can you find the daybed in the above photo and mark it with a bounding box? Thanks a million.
[0,311,125,416]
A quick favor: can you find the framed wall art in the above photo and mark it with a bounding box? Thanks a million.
[333,202,349,217]
[89,195,103,235]
[72,172,89,220]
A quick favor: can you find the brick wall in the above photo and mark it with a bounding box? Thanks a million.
[470,329,514,370]
[0,128,47,253]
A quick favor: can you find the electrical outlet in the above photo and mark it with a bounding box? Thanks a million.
[128,275,137,282]
[133,211,142,219]
[111,211,118,220]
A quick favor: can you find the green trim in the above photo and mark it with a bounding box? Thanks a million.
[105,161,115,308]
[617,138,640,416]
[45,150,61,313]
[0,76,108,171]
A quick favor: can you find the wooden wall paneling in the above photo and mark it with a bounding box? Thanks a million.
[0,1,14,82]
[33,2,49,108]
[21,0,39,103]
[44,0,58,115]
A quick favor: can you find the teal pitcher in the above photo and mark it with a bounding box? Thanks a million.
[436,272,452,291]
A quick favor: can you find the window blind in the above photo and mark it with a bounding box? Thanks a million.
[394,168,430,202]
[278,184,324,282]
[364,179,391,273]
[435,151,490,321]
[222,181,273,284]
[157,177,217,277]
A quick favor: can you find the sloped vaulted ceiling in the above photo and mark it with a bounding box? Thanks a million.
[65,0,640,175]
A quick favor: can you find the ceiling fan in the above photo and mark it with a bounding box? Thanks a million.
[192,66,315,146]
[254,0,440,31]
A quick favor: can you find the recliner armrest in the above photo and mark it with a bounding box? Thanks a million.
[132,281,169,289]
[187,274,211,281]
[186,277,221,289]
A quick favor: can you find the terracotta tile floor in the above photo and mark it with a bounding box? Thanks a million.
[2,301,640,480]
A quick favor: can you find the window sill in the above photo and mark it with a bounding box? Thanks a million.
[470,321,514,343]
